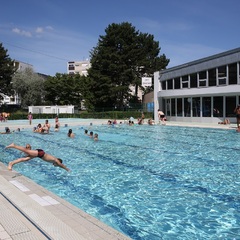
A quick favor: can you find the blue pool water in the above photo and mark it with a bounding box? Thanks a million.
[1,121,240,239]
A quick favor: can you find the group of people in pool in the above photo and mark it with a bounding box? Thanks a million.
[32,118,99,140]
[4,116,100,172]
[68,128,99,141]
[5,127,99,172]
[4,109,240,173]
[0,127,20,134]
[33,117,61,134]
[33,119,51,134]
[108,111,165,126]
[84,129,98,141]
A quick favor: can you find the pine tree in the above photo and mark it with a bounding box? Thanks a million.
[0,43,15,95]
[87,22,169,110]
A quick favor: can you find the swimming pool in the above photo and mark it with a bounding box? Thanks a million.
[1,121,240,239]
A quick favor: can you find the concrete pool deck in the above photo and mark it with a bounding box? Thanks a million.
[0,118,237,131]
[0,164,131,240]
[0,118,237,239]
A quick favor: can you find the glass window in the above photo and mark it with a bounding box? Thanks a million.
[213,96,223,117]
[192,97,200,117]
[184,98,191,117]
[229,63,237,85]
[190,73,197,88]
[199,71,207,79]
[174,77,180,89]
[239,62,240,82]
[218,65,227,85]
[166,99,171,116]
[202,97,211,117]
[199,81,207,87]
[167,79,173,90]
[208,68,216,86]
[218,78,226,85]
[226,96,236,117]
[162,99,166,114]
[162,81,166,90]
[171,98,176,116]
[182,75,189,88]
[177,98,182,116]
[198,71,207,87]
[68,65,75,70]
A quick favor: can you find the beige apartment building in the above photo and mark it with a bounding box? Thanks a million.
[67,60,91,76]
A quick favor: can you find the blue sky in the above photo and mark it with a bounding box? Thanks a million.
[1,0,240,76]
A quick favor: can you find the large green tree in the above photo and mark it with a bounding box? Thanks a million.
[44,73,83,107]
[0,43,15,95]
[87,22,169,110]
[134,33,169,95]
[12,68,46,107]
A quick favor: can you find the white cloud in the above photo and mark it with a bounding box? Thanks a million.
[36,26,53,33]
[46,26,53,31]
[12,28,20,34]
[12,27,32,37]
[36,27,44,33]
[12,26,54,38]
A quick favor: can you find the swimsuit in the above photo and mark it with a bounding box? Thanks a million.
[36,149,45,158]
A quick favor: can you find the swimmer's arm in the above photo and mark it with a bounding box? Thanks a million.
[55,159,70,172]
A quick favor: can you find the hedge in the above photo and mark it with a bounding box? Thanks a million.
[7,111,153,120]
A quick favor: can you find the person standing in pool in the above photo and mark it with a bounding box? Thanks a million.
[42,119,51,133]
[234,105,240,128]
[55,116,60,129]
[93,133,98,141]
[28,112,33,125]
[89,131,94,138]
[6,143,70,172]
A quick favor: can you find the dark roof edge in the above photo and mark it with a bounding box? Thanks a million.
[160,47,240,73]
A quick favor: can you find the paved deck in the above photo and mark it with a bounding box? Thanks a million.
[0,118,236,239]
[0,164,131,240]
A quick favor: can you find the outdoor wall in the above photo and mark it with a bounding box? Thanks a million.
[143,91,154,112]
[28,105,74,114]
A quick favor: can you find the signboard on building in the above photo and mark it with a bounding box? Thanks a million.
[142,77,152,87]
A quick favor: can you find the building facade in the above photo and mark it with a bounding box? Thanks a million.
[67,60,91,76]
[154,48,240,123]
[14,60,33,72]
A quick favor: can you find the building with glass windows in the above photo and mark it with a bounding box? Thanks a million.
[154,47,240,123]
